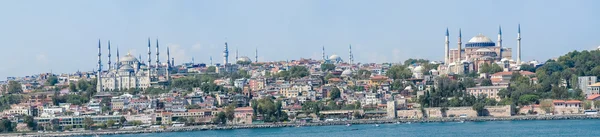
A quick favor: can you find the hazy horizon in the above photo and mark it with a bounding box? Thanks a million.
[1,0,599,80]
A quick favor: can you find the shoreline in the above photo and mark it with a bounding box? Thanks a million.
[5,115,600,137]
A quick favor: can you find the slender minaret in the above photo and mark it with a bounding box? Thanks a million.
[445,28,449,64]
[107,41,111,70]
[223,42,229,65]
[116,47,120,69]
[210,56,213,66]
[322,46,326,61]
[171,58,174,67]
[235,48,239,61]
[517,24,522,64]
[349,44,353,65]
[147,38,152,77]
[191,57,194,64]
[97,39,103,93]
[498,25,503,60]
[166,46,170,80]
[255,48,258,63]
[156,39,160,73]
[457,28,462,63]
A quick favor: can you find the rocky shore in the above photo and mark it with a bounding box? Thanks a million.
[5,115,599,137]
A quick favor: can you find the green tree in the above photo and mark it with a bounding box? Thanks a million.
[520,64,536,72]
[518,94,539,105]
[321,63,336,72]
[206,66,217,73]
[355,69,372,79]
[106,120,115,128]
[551,86,568,99]
[225,104,236,122]
[77,80,90,92]
[83,117,94,129]
[214,111,227,124]
[69,83,77,92]
[7,81,23,94]
[386,65,412,80]
[23,115,36,130]
[46,75,59,86]
[480,79,493,86]
[329,87,341,99]
[472,103,486,116]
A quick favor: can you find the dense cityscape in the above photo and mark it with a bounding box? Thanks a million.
[1,24,600,135]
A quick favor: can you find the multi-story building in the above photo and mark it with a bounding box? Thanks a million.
[35,115,123,128]
[587,82,600,97]
[578,76,598,96]
[466,86,508,101]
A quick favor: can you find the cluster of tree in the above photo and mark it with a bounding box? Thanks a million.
[328,87,341,100]
[6,81,23,94]
[403,59,439,75]
[321,63,336,72]
[353,69,372,80]
[170,74,227,94]
[250,98,288,122]
[45,75,59,86]
[0,119,15,133]
[419,77,493,109]
[236,60,252,66]
[275,66,309,80]
[386,65,413,80]
[0,95,22,112]
[301,100,361,115]
[478,63,504,74]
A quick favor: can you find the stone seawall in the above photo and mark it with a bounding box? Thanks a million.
[5,115,599,137]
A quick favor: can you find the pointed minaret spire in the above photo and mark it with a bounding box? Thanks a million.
[167,46,171,67]
[156,38,160,68]
[498,25,503,60]
[255,48,258,63]
[235,48,239,61]
[210,56,213,66]
[445,28,450,64]
[116,46,120,69]
[457,28,462,63]
[517,24,522,64]
[349,44,353,65]
[223,42,229,65]
[147,38,152,75]
[107,40,111,70]
[97,39,103,93]
[322,45,326,61]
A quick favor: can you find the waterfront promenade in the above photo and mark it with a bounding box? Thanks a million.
[3,115,599,137]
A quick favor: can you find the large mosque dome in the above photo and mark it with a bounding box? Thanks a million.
[466,34,495,47]
[120,54,139,63]
[237,56,252,62]
[329,54,343,63]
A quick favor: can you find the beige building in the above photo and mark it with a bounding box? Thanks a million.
[466,86,508,101]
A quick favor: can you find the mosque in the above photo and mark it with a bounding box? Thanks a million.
[96,38,172,92]
[441,25,522,75]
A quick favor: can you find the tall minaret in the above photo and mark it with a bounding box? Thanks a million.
[156,39,160,72]
[210,56,213,66]
[223,42,229,65]
[498,25,503,60]
[445,28,449,64]
[166,46,170,80]
[107,40,112,70]
[97,39,103,93]
[147,38,152,77]
[255,48,258,63]
[517,24,522,64]
[322,46,326,61]
[116,47,120,69]
[457,28,462,63]
[349,44,353,65]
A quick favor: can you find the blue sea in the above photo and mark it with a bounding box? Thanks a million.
[105,119,600,137]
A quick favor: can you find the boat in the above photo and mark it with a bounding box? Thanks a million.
[346,124,352,127]
[395,122,401,124]
[406,122,411,124]
[375,124,380,127]
[459,120,465,123]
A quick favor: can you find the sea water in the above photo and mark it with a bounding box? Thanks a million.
[103,119,600,137]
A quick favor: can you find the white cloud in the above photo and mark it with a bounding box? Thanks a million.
[36,53,49,64]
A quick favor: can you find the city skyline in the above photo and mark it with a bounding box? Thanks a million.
[1,0,600,80]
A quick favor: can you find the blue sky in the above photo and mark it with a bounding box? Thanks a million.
[0,0,599,80]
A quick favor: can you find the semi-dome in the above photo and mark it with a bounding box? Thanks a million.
[237,56,252,62]
[475,48,494,52]
[466,34,495,47]
[329,54,343,63]
[413,66,424,73]
[119,64,134,72]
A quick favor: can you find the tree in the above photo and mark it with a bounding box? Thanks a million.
[386,65,412,80]
[329,87,341,99]
[518,94,539,105]
[24,115,36,130]
[540,99,554,114]
[207,66,217,73]
[355,69,372,79]
[77,80,90,91]
[460,78,476,88]
[480,79,493,86]
[320,63,336,72]
[214,112,227,124]
[520,64,536,72]
[83,117,94,129]
[551,86,568,99]
[583,101,592,110]
[225,104,236,122]
[472,103,486,116]
[69,83,77,92]
[7,81,23,94]
[119,116,127,126]
[46,75,59,86]
[106,120,115,128]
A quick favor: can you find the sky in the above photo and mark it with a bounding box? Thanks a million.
[0,0,599,80]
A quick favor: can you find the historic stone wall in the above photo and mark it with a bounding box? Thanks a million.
[395,105,512,118]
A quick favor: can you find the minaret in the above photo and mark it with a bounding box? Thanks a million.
[498,25,503,60]
[97,39,103,93]
[516,24,522,64]
[322,45,326,61]
[156,39,160,72]
[107,41,111,70]
[210,56,213,66]
[147,38,152,78]
[235,48,239,62]
[255,48,258,63]
[116,47,120,69]
[166,46,170,80]
[171,58,174,67]
[457,28,462,63]
[223,42,229,65]
[445,28,449,64]
[349,44,353,65]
